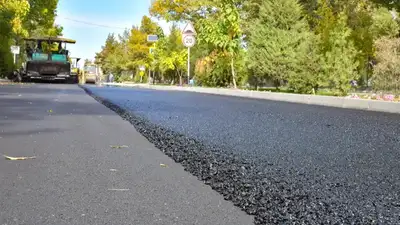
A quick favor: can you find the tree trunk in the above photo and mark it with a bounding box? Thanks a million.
[231,56,237,89]
[178,70,182,86]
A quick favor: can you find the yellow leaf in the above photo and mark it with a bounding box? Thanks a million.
[160,163,168,168]
[4,155,36,160]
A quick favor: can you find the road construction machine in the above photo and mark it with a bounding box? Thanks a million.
[15,36,78,83]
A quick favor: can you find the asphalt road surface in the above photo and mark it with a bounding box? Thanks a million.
[0,83,253,225]
[83,85,400,224]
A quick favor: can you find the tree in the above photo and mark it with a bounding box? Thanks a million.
[95,33,119,74]
[372,36,400,93]
[0,0,61,77]
[197,0,243,88]
[0,0,30,36]
[317,11,359,95]
[92,0,400,95]
[287,34,324,94]
[152,24,187,85]
[140,15,158,34]
[127,26,149,72]
[150,0,209,22]
[371,0,400,12]
[84,59,92,66]
[23,0,60,35]
[371,7,400,38]
[247,0,312,89]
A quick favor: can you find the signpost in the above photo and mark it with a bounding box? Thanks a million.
[182,22,196,85]
[10,45,20,64]
[147,35,158,43]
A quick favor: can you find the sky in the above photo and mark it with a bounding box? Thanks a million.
[54,0,172,66]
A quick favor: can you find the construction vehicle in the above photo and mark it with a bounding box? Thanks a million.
[15,36,78,83]
[70,57,81,76]
[70,57,83,82]
[83,63,102,84]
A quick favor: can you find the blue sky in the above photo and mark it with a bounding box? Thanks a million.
[55,0,171,65]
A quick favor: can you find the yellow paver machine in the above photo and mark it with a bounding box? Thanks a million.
[17,36,78,83]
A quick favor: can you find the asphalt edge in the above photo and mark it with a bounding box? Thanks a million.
[80,85,382,224]
[79,85,262,224]
[102,83,400,114]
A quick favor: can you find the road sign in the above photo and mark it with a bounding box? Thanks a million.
[181,22,197,85]
[183,35,196,48]
[10,46,20,54]
[182,22,196,36]
[147,35,158,42]
[139,65,145,71]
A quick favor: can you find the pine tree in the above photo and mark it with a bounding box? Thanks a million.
[247,0,312,89]
[314,3,359,95]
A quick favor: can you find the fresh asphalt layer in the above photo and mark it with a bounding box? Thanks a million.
[0,83,253,225]
[83,85,400,224]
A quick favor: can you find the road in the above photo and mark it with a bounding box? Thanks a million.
[83,85,400,224]
[0,83,253,225]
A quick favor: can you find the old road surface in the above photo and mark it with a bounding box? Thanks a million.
[0,83,253,225]
[82,85,400,225]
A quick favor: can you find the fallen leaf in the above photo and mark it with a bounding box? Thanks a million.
[110,145,128,149]
[4,155,36,160]
[160,163,168,168]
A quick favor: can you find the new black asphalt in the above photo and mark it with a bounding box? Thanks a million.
[83,85,400,224]
[0,83,253,225]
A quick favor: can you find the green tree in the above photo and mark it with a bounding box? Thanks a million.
[23,0,60,35]
[318,12,359,95]
[372,36,400,93]
[371,7,399,38]
[197,0,243,88]
[0,0,62,77]
[150,0,208,21]
[95,33,119,74]
[247,0,312,89]
[152,24,187,85]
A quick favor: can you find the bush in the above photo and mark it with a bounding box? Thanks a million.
[372,36,400,93]
[115,72,133,83]
[195,53,232,87]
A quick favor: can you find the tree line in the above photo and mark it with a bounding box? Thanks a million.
[0,0,63,77]
[100,1,400,95]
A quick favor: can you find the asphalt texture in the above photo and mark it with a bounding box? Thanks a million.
[0,83,253,225]
[82,85,400,225]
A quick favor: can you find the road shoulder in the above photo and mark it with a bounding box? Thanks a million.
[0,84,253,225]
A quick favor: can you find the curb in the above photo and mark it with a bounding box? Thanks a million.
[101,83,400,114]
